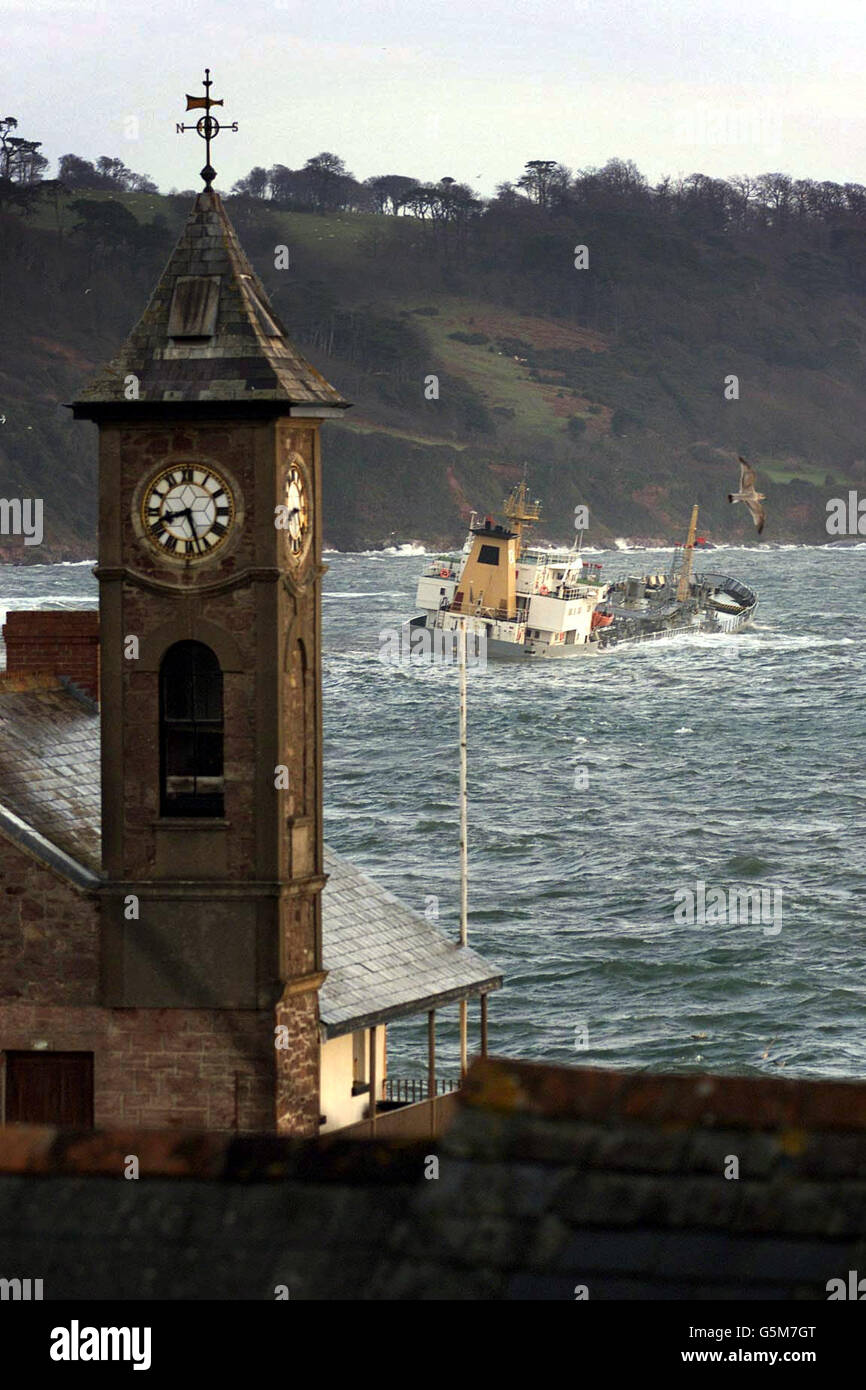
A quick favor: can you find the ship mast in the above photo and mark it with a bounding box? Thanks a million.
[676,504,700,602]
[503,475,541,555]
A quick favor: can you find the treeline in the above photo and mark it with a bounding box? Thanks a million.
[56,154,157,193]
[232,152,479,224]
[9,88,866,252]
[229,151,866,244]
[0,111,158,213]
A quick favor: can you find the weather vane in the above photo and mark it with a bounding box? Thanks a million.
[176,68,238,189]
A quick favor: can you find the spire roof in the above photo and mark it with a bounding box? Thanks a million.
[73,189,349,415]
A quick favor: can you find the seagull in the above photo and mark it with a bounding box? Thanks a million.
[728,456,766,534]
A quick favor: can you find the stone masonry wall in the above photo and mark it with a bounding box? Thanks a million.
[274,986,320,1137]
[0,835,277,1131]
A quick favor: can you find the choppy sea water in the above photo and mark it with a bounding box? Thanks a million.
[3,547,865,1084]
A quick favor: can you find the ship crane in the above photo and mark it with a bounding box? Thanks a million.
[504,477,541,555]
[676,504,700,603]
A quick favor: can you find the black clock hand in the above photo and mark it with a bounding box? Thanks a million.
[161,507,196,528]
[182,509,205,550]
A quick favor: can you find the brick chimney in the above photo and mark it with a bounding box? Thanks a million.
[2,610,99,703]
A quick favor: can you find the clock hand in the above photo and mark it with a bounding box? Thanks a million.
[162,507,197,526]
[183,508,205,549]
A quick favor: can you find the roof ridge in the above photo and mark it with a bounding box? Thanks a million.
[0,800,101,889]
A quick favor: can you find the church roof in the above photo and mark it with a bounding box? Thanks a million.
[71,189,350,414]
[0,680,500,1027]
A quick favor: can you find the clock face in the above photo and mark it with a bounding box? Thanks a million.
[140,464,235,561]
[283,460,310,559]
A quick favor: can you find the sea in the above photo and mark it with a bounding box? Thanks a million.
[2,544,864,1085]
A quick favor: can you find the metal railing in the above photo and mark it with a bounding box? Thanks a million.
[448,602,512,621]
[339,1089,461,1140]
[384,1076,459,1104]
[695,572,758,608]
[422,558,460,578]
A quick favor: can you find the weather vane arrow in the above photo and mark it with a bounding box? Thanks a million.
[176,68,238,190]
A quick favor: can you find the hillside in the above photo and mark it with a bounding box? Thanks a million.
[2,183,865,557]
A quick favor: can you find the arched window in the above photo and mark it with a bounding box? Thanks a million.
[159,641,224,817]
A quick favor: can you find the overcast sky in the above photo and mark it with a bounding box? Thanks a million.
[6,0,866,197]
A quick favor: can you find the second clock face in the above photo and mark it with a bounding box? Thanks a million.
[141,464,235,560]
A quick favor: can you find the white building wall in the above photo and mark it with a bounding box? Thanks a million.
[319,1027,388,1134]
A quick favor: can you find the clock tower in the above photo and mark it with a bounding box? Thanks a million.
[72,166,349,1133]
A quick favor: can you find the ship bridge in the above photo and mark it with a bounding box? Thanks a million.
[450,520,519,621]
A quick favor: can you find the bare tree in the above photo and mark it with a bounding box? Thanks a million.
[754,172,793,230]
[364,174,419,214]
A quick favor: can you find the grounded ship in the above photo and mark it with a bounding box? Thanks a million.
[410,483,758,660]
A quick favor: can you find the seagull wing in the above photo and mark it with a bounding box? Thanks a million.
[745,497,765,534]
[738,456,757,491]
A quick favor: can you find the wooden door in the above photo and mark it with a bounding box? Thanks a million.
[5,1051,94,1126]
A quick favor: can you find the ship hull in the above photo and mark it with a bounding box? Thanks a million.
[484,610,755,660]
[486,636,603,660]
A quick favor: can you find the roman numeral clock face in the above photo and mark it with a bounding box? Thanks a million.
[140,465,235,561]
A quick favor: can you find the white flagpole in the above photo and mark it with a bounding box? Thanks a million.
[459,618,468,1078]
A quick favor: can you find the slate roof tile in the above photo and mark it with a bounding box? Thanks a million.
[0,683,101,870]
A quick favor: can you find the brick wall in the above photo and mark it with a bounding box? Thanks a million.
[0,834,276,1131]
[0,835,99,1005]
[3,610,99,702]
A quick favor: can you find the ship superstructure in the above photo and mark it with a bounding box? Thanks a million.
[411,483,757,660]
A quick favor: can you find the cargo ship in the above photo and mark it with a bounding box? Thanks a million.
[410,482,757,660]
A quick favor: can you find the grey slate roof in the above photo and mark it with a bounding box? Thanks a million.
[72,190,350,412]
[0,683,101,872]
[319,847,501,1037]
[0,682,501,1025]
